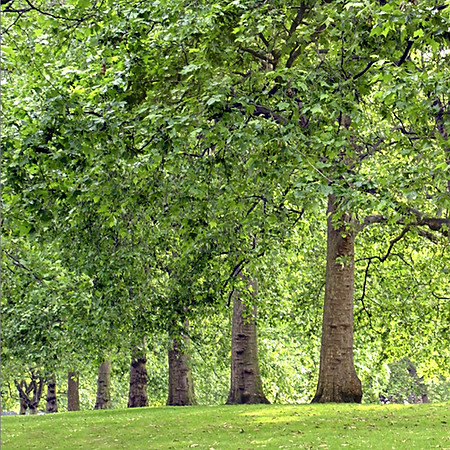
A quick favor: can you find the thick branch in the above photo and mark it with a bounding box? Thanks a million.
[360,214,386,229]
[253,104,288,124]
[286,23,325,69]
[360,209,450,236]
[34,378,44,405]
[14,380,30,405]
[406,208,450,234]
[286,45,303,69]
[395,39,414,66]
[353,60,376,80]
[240,47,276,65]
[417,228,439,243]
[288,3,307,36]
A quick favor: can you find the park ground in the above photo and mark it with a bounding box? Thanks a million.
[1,402,449,449]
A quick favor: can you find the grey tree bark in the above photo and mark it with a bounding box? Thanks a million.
[226,278,269,405]
[95,360,112,410]
[67,371,80,411]
[312,195,362,403]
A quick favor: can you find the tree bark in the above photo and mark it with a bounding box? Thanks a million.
[95,360,112,410]
[312,195,362,403]
[15,376,44,414]
[45,375,58,413]
[19,390,27,415]
[226,278,269,405]
[167,330,197,406]
[406,359,430,404]
[128,345,149,408]
[18,380,28,415]
[433,97,450,193]
[67,371,80,411]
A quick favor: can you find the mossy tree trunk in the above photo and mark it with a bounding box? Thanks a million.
[312,195,362,403]
[227,278,269,405]
[95,360,112,410]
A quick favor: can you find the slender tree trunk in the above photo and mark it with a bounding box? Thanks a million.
[167,327,197,406]
[95,360,112,410]
[67,371,80,411]
[128,343,149,408]
[406,359,430,404]
[46,375,58,413]
[227,278,269,405]
[312,195,362,403]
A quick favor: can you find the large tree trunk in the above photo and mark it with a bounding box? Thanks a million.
[67,371,80,411]
[227,278,269,405]
[128,344,149,408]
[95,360,112,410]
[45,375,58,413]
[312,195,362,403]
[167,329,197,406]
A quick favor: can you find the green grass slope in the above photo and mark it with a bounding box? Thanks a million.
[1,403,449,449]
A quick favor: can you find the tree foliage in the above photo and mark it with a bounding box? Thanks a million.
[1,0,449,407]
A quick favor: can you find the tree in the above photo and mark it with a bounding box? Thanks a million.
[14,373,44,415]
[132,0,448,403]
[67,371,80,411]
[0,234,94,410]
[46,375,58,413]
[95,361,112,410]
[227,276,269,405]
[312,195,362,402]
[167,323,197,406]
[128,341,149,408]
[2,0,449,407]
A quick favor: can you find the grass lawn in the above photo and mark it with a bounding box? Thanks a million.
[1,402,449,449]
